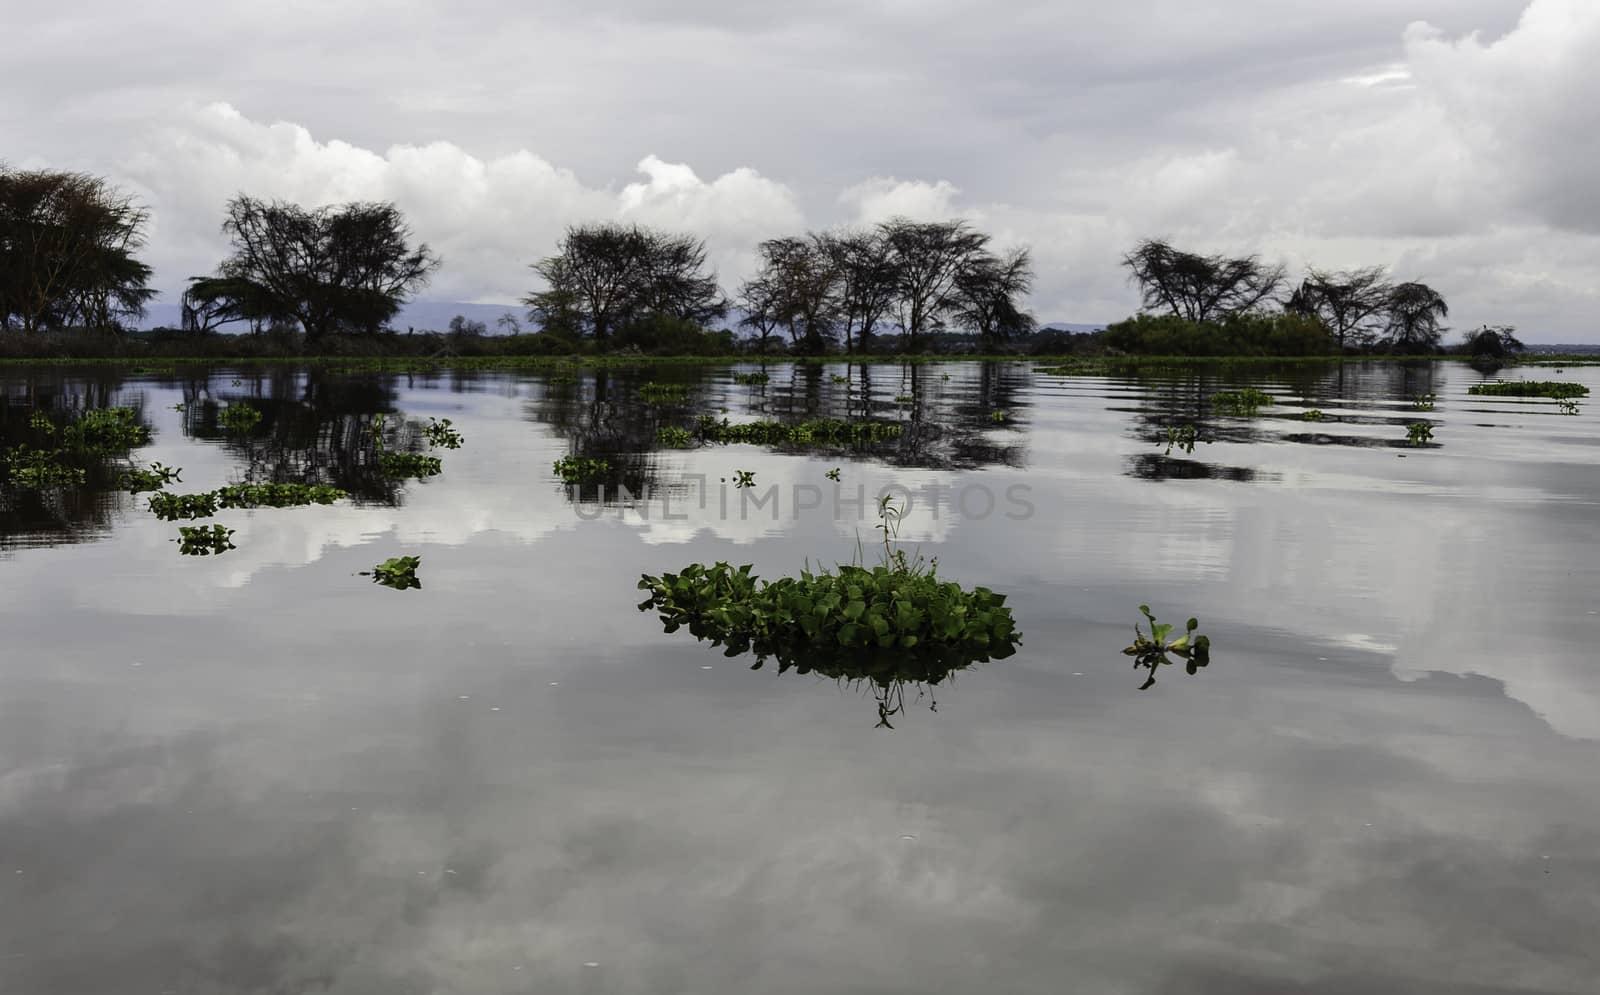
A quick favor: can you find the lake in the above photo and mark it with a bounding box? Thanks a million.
[2,359,1597,994]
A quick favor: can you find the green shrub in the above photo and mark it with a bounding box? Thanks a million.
[1102,312,1335,356]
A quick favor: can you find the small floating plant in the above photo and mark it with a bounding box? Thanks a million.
[1211,389,1273,415]
[424,417,464,449]
[1122,605,1211,690]
[177,524,235,556]
[378,451,443,480]
[553,455,610,484]
[367,556,421,590]
[218,405,263,432]
[1406,422,1434,446]
[1467,381,1589,399]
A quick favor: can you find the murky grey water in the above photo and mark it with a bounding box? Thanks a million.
[2,360,1597,994]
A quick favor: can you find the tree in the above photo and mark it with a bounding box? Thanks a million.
[736,274,786,352]
[819,229,900,354]
[1384,282,1449,352]
[748,236,839,354]
[1460,324,1523,357]
[496,311,523,335]
[951,247,1036,349]
[0,167,155,333]
[180,272,279,334]
[881,218,989,348]
[213,196,439,340]
[448,314,487,336]
[1286,266,1393,350]
[523,223,724,344]
[1121,238,1285,323]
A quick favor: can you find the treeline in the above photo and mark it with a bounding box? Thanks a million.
[525,219,1033,355]
[1107,239,1458,356]
[4,165,1522,358]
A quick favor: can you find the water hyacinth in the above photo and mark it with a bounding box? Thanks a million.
[553,455,610,483]
[378,451,443,479]
[1467,381,1589,399]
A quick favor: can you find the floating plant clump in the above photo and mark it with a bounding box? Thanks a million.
[639,382,692,403]
[177,524,235,556]
[2,447,85,489]
[215,483,348,509]
[1302,409,1325,422]
[1467,381,1589,399]
[61,407,150,454]
[990,410,1008,423]
[638,495,1022,727]
[730,469,755,489]
[148,491,220,521]
[1411,394,1436,411]
[1163,424,1199,455]
[1406,422,1434,446]
[553,455,610,483]
[1123,605,1211,690]
[219,405,263,432]
[656,427,694,448]
[732,372,770,385]
[424,417,464,449]
[1211,389,1273,415]
[378,451,443,479]
[692,416,902,446]
[120,463,181,493]
[368,556,421,590]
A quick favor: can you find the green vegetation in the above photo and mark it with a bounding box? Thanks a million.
[693,416,902,446]
[424,417,464,449]
[1406,422,1434,446]
[1211,388,1274,415]
[825,467,841,481]
[1302,409,1325,422]
[990,410,1008,423]
[894,394,914,403]
[177,524,235,556]
[120,463,181,492]
[369,556,421,590]
[552,455,609,483]
[1410,393,1436,411]
[731,469,756,489]
[830,374,849,385]
[1103,313,1334,357]
[1557,399,1580,415]
[1163,424,1199,455]
[639,381,692,403]
[378,451,443,479]
[1467,381,1589,399]
[1122,605,1211,690]
[62,407,150,453]
[656,426,694,448]
[148,491,220,521]
[215,483,348,508]
[2,447,85,489]
[732,371,770,385]
[218,404,263,432]
[637,562,1020,678]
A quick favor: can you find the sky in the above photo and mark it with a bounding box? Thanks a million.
[3,0,1597,341]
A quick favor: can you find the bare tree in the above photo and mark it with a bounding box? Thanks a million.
[1122,238,1285,323]
[496,311,523,335]
[1285,267,1393,350]
[215,196,439,340]
[881,218,989,348]
[951,247,1036,349]
[736,274,786,352]
[1384,282,1449,352]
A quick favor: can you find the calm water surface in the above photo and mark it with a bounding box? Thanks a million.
[2,360,1597,994]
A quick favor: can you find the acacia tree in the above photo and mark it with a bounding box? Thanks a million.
[819,229,899,354]
[951,247,1036,349]
[211,196,439,340]
[1122,238,1285,323]
[180,271,279,334]
[1285,267,1393,350]
[1460,324,1523,357]
[882,218,989,349]
[746,236,839,354]
[736,275,786,352]
[524,223,723,343]
[0,167,155,332]
[1384,282,1449,353]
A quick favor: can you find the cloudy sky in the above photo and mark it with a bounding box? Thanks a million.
[4,0,1597,340]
